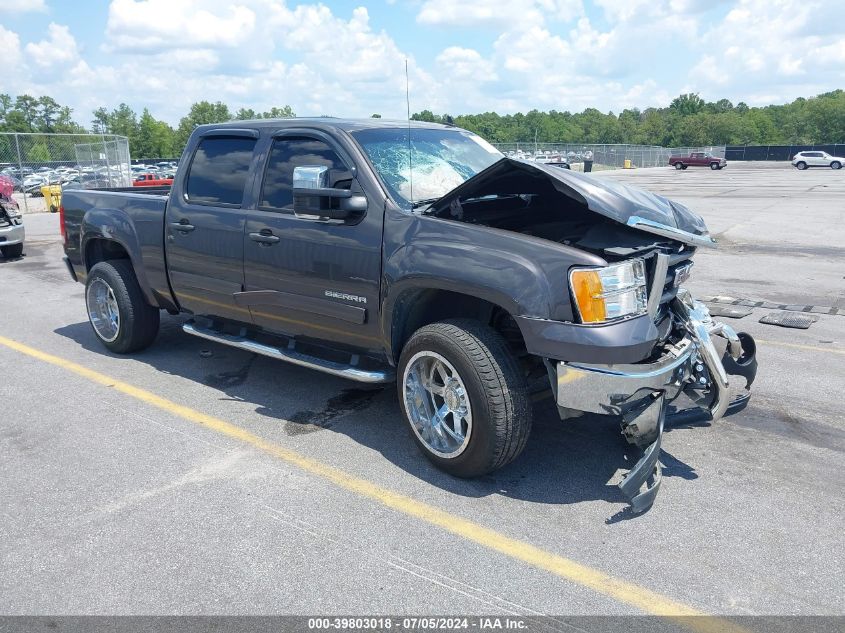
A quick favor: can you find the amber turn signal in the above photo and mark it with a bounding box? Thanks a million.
[570,269,607,323]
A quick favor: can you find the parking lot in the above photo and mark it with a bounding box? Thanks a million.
[1,163,843,623]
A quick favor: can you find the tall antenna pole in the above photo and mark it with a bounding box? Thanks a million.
[405,58,414,205]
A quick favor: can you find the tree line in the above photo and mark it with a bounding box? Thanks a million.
[412,90,845,147]
[1,90,843,161]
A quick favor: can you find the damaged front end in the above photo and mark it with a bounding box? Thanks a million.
[422,156,759,513]
[553,289,757,513]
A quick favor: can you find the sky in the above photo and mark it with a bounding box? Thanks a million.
[1,0,844,127]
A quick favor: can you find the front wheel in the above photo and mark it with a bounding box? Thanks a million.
[710,162,720,170]
[398,319,532,478]
[796,161,807,170]
[831,161,842,170]
[674,163,684,170]
[85,260,160,353]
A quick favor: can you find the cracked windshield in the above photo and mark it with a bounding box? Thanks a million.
[352,127,503,208]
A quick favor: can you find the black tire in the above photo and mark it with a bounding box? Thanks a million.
[681,164,688,170]
[398,319,532,478]
[710,162,719,170]
[831,161,842,170]
[1,243,23,258]
[796,161,807,170]
[85,260,159,353]
[674,163,683,170]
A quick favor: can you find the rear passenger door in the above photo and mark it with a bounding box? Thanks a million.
[165,130,259,323]
[240,131,384,353]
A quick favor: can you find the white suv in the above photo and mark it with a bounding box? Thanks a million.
[792,151,843,170]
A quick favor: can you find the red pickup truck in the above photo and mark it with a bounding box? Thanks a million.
[669,152,727,170]
[133,173,174,187]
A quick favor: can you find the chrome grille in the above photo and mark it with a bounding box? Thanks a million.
[646,247,694,322]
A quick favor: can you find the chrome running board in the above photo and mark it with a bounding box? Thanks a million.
[182,321,394,384]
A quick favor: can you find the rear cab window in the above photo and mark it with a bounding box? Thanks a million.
[186,136,257,206]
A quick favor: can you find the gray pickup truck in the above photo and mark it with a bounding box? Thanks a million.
[61,118,757,512]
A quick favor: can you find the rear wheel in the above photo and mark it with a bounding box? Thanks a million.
[831,161,842,170]
[398,319,532,478]
[796,161,807,170]
[674,163,684,170]
[0,243,23,258]
[85,260,159,353]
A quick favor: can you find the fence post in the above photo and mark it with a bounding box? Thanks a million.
[14,133,28,214]
[101,134,115,185]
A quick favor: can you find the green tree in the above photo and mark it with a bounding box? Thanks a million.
[136,108,176,159]
[27,142,51,162]
[670,93,705,117]
[176,101,233,148]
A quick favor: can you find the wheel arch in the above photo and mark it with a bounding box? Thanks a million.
[385,287,528,366]
[80,207,158,308]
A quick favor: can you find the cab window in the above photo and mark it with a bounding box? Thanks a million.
[186,136,257,206]
[260,137,351,212]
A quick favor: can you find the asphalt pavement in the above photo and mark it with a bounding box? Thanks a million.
[1,163,843,623]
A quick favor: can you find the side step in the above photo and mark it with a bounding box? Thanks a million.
[182,321,394,384]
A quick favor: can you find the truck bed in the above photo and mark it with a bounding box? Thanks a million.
[62,186,174,310]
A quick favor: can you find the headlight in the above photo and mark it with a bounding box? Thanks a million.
[569,259,648,323]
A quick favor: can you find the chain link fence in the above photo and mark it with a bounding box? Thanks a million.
[492,143,726,170]
[0,133,131,213]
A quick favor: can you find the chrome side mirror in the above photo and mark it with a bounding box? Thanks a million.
[293,165,330,190]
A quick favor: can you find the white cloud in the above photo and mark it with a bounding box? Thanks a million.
[0,0,45,13]
[0,24,22,67]
[436,47,497,81]
[417,0,582,29]
[105,0,256,51]
[24,23,80,68]
[688,0,845,101]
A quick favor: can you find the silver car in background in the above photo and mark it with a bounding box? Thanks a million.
[0,198,25,258]
[792,151,844,170]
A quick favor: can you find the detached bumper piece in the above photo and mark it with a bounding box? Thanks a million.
[618,394,665,513]
[553,289,757,513]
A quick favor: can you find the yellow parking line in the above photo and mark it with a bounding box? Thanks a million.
[0,334,748,633]
[756,339,845,356]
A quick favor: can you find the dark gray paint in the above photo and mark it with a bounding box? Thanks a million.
[62,118,707,367]
[428,157,711,240]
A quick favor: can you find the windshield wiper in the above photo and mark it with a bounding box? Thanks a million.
[410,197,441,209]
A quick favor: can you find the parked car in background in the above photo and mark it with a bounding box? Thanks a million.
[133,173,174,187]
[669,152,727,170]
[792,151,843,170]
[0,185,24,258]
[533,153,571,169]
[23,175,48,195]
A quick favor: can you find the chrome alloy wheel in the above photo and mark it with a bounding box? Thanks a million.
[403,351,473,458]
[87,278,120,343]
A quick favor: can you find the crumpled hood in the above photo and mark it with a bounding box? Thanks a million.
[427,158,714,247]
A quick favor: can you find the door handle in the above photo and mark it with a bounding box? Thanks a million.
[249,231,280,245]
[169,221,195,233]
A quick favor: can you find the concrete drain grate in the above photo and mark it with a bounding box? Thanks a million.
[707,305,753,319]
[759,311,819,329]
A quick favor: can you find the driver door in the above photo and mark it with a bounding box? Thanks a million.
[239,132,384,353]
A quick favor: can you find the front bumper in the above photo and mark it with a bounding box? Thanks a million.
[0,222,25,246]
[553,289,757,513]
